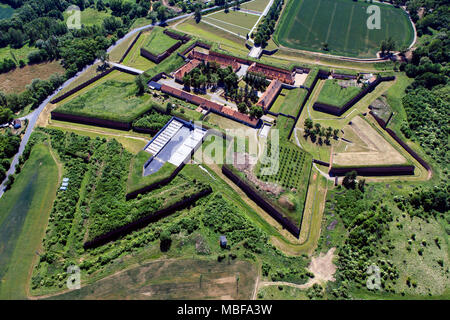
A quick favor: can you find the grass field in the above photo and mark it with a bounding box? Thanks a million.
[275,0,415,58]
[0,3,14,20]
[55,74,153,123]
[122,31,157,70]
[316,79,362,107]
[0,44,36,64]
[143,27,179,56]
[203,9,260,37]
[47,259,256,300]
[0,61,65,94]
[0,143,59,299]
[241,0,271,12]
[127,151,177,194]
[46,120,149,154]
[63,7,112,26]
[270,88,308,116]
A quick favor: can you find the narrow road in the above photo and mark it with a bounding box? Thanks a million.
[0,7,218,198]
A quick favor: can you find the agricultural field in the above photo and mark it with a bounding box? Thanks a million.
[0,3,14,20]
[0,61,65,93]
[316,79,362,107]
[203,9,260,38]
[0,143,59,299]
[275,0,415,58]
[54,73,153,123]
[143,27,179,56]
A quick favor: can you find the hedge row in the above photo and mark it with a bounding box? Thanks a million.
[84,186,212,249]
[329,165,415,177]
[222,164,301,238]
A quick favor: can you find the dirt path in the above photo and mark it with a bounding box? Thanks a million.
[257,247,336,292]
[48,122,149,143]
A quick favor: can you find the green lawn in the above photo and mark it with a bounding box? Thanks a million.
[127,151,177,194]
[0,143,58,299]
[122,31,157,70]
[143,27,179,56]
[55,79,153,123]
[276,88,309,117]
[63,7,112,26]
[316,79,362,107]
[275,0,415,58]
[241,0,271,12]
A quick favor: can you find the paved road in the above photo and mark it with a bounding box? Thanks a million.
[0,7,218,198]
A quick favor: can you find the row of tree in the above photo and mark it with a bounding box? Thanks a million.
[303,118,339,146]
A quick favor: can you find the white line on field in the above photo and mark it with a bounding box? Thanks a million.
[204,16,252,31]
[201,20,249,41]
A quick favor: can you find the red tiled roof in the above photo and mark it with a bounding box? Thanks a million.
[248,62,294,85]
[189,50,240,72]
[257,79,282,110]
[174,59,201,82]
[160,84,259,127]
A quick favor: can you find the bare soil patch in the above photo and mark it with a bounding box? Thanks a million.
[232,152,283,196]
[333,116,406,166]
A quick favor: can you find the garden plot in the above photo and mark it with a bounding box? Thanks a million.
[333,116,406,166]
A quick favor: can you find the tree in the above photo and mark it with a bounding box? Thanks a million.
[333,128,340,139]
[237,102,248,114]
[250,106,263,118]
[304,118,313,132]
[194,7,202,23]
[0,106,13,124]
[160,230,172,252]
[342,170,357,189]
[314,122,321,134]
[357,179,366,192]
[135,74,147,95]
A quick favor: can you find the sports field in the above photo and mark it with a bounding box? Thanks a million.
[203,9,260,38]
[275,0,415,58]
